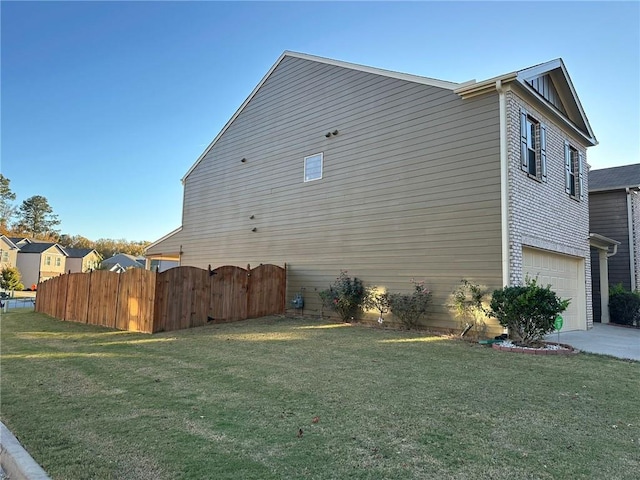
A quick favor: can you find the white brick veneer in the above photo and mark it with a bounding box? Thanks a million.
[630,191,640,290]
[506,90,593,327]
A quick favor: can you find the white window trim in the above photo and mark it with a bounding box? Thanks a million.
[520,108,547,182]
[304,152,323,182]
[564,141,584,201]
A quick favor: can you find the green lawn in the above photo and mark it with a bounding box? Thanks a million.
[1,310,638,480]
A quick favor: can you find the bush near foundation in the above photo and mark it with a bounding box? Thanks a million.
[608,283,640,327]
[489,277,570,346]
[388,280,432,330]
[319,271,368,322]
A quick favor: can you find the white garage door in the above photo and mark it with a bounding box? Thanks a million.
[522,247,586,331]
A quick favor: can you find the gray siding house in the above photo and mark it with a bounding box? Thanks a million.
[147,52,597,332]
[589,164,640,322]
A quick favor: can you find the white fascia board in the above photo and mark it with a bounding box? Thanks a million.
[145,226,183,252]
[513,81,597,147]
[454,72,518,99]
[181,52,290,184]
[285,51,461,90]
[0,235,19,250]
[49,244,69,256]
[589,233,621,249]
[516,58,596,146]
[590,185,640,193]
[181,51,463,183]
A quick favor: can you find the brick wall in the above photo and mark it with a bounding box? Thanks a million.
[631,191,640,290]
[506,89,593,327]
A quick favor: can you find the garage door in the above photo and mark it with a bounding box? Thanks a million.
[522,247,586,331]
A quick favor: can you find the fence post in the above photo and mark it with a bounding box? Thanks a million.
[84,270,92,324]
[283,263,287,313]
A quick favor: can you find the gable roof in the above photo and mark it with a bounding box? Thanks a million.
[63,247,101,259]
[8,237,31,246]
[455,58,596,146]
[0,235,19,250]
[181,51,469,183]
[18,242,68,255]
[589,164,640,192]
[101,253,144,269]
[181,53,596,183]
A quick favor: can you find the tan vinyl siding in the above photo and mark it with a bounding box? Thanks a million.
[176,56,502,331]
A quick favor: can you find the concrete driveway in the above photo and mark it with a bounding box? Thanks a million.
[546,323,640,361]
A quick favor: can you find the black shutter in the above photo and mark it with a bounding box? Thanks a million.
[520,109,528,172]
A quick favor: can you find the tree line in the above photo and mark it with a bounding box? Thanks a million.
[0,174,150,259]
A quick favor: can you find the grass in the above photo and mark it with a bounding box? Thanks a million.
[1,310,638,480]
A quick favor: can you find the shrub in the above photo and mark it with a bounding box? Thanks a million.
[489,277,570,346]
[388,279,432,329]
[0,266,24,291]
[449,279,489,339]
[318,271,368,322]
[608,283,640,327]
[363,288,391,324]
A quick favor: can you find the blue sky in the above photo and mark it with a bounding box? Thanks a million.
[2,1,639,242]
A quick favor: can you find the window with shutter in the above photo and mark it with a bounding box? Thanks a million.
[520,109,545,181]
[564,141,582,200]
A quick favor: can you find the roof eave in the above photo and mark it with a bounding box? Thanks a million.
[145,226,183,252]
[590,185,640,193]
[181,51,463,184]
[453,72,518,99]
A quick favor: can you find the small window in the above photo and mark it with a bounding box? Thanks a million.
[2,251,8,261]
[55,257,62,267]
[520,109,547,181]
[45,255,51,266]
[304,153,323,182]
[565,142,584,200]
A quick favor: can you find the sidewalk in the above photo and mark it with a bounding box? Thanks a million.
[0,422,50,480]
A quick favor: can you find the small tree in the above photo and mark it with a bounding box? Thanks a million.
[363,288,391,324]
[319,271,368,322]
[449,279,490,339]
[489,277,570,346]
[0,266,24,292]
[388,279,432,329]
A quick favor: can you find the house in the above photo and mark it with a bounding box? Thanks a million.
[101,253,144,271]
[589,164,640,322]
[147,258,179,273]
[104,263,126,273]
[8,237,32,248]
[0,235,19,269]
[63,248,103,273]
[15,242,68,287]
[146,52,597,332]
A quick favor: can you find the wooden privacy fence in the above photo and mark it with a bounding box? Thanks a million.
[35,264,286,333]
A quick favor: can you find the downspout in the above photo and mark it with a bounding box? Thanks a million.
[496,80,510,287]
[626,188,636,289]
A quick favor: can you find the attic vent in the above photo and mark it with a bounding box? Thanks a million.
[527,75,566,115]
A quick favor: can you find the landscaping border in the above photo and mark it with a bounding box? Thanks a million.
[492,341,580,355]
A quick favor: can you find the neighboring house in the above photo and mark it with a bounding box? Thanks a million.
[148,258,179,273]
[8,237,32,248]
[589,164,640,322]
[63,248,103,273]
[16,242,68,287]
[101,253,145,271]
[147,52,597,332]
[0,235,19,269]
